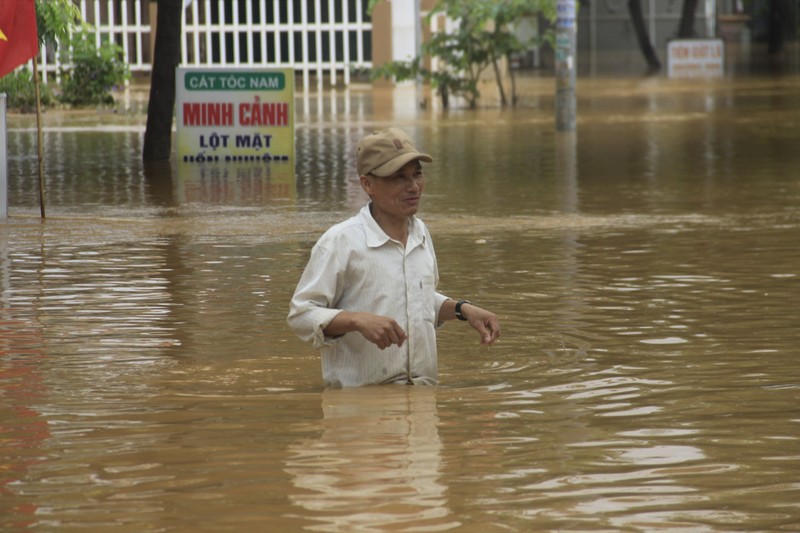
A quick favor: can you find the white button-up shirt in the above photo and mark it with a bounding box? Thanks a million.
[288,204,449,387]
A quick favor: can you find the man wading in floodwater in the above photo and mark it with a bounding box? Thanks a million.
[288,128,501,387]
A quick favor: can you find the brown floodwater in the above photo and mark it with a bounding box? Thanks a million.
[2,72,799,531]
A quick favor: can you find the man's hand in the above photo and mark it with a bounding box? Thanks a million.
[324,311,407,350]
[354,313,408,349]
[462,303,501,345]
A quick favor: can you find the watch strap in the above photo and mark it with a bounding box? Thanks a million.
[455,300,471,321]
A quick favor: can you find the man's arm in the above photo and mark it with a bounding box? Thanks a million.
[287,240,347,348]
[438,299,501,345]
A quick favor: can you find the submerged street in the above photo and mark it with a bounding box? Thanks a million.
[2,67,800,531]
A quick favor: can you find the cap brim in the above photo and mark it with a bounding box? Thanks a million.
[370,152,433,177]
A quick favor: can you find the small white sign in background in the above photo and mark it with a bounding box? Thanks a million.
[668,39,724,79]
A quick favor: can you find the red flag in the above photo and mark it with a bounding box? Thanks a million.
[0,0,39,79]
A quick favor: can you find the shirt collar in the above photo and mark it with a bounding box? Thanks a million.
[359,203,426,249]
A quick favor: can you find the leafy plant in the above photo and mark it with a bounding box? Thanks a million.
[35,0,84,51]
[481,0,557,106]
[369,0,556,109]
[0,68,55,112]
[59,35,130,106]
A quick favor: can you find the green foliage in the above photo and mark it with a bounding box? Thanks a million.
[35,0,84,51]
[0,68,55,112]
[59,35,130,106]
[369,0,557,109]
[2,2,128,111]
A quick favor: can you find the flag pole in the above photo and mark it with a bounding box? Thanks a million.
[28,55,47,219]
[32,56,45,218]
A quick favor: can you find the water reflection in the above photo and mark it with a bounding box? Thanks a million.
[142,160,175,206]
[6,123,158,223]
[175,160,296,205]
[0,309,49,528]
[285,386,457,532]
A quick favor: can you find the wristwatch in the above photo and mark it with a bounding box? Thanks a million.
[455,300,471,321]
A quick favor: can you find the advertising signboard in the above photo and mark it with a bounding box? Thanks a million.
[175,67,295,202]
[667,40,724,79]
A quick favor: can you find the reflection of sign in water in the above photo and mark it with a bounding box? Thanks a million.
[176,68,295,163]
[176,160,295,204]
[667,39,724,79]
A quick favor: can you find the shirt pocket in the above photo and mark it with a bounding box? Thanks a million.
[410,249,437,325]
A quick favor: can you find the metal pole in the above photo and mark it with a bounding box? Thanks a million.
[415,0,423,106]
[555,0,577,131]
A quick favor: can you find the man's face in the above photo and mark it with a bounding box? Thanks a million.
[361,160,425,222]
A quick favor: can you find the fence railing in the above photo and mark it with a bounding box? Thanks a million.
[37,0,373,89]
[182,0,373,90]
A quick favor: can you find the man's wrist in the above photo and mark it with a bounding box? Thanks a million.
[454,300,471,321]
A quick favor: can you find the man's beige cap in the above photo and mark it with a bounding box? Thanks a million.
[356,128,433,177]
